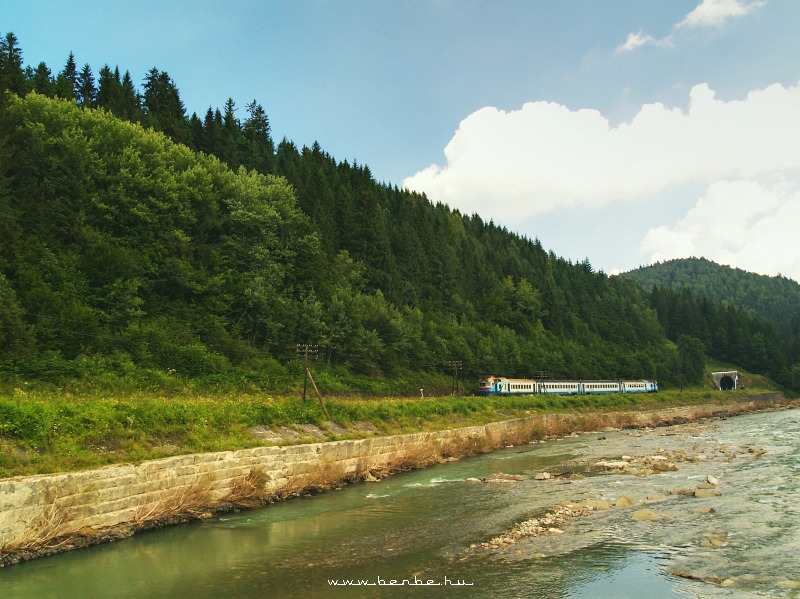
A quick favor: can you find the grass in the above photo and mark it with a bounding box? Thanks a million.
[0,384,785,479]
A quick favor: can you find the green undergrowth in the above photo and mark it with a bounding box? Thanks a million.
[0,386,777,479]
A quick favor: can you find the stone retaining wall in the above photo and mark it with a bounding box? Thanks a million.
[0,416,531,555]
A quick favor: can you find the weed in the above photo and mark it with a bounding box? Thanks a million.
[224,469,271,508]
[133,473,213,524]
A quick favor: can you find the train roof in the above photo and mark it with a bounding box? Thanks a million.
[480,376,656,383]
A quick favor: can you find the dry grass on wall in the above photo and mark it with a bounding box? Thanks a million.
[133,473,214,525]
[384,444,443,473]
[223,469,272,509]
[438,434,490,459]
[272,458,349,501]
[3,490,78,553]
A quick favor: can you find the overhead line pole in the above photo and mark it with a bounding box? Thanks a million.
[297,344,329,418]
[448,360,462,395]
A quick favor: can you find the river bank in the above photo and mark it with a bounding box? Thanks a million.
[0,392,795,569]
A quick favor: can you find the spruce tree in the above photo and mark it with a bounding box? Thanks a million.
[220,97,242,167]
[29,62,55,96]
[55,51,78,100]
[0,32,26,95]
[96,65,120,112]
[76,63,97,108]
[242,100,274,174]
[119,70,140,120]
[141,67,188,143]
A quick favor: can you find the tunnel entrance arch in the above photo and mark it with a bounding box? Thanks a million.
[711,371,739,391]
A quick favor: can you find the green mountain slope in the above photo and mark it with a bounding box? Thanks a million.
[619,258,800,339]
[0,93,681,389]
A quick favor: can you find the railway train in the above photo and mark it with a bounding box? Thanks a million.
[478,376,657,396]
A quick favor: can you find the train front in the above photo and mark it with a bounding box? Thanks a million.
[478,376,497,396]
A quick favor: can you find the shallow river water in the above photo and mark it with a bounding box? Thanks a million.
[2,407,799,598]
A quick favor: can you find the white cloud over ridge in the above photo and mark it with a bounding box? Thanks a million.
[641,179,800,280]
[404,82,800,217]
[678,0,767,29]
[403,81,800,281]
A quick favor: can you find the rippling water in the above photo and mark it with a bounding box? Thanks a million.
[2,407,798,598]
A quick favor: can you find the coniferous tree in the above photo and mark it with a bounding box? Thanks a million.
[96,65,120,113]
[219,97,242,167]
[55,51,78,100]
[200,107,222,155]
[141,67,188,143]
[28,61,55,96]
[76,63,97,108]
[0,32,26,95]
[97,66,141,120]
[242,100,274,174]
[119,70,140,120]
[188,112,204,151]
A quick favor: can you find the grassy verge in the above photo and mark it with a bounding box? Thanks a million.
[0,386,781,479]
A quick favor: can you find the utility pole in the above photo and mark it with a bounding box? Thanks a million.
[448,360,462,395]
[537,371,547,394]
[296,344,329,418]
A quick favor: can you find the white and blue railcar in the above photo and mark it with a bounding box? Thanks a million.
[478,376,657,396]
[478,377,535,396]
[538,380,582,395]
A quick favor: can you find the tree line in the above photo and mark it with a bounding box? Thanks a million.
[1,32,797,393]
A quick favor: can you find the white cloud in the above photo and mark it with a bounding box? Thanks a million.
[616,31,655,54]
[403,82,800,222]
[618,0,766,53]
[641,179,800,281]
[678,0,767,29]
[615,31,673,54]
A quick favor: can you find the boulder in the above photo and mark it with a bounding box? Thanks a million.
[615,494,640,508]
[578,499,612,511]
[694,488,721,498]
[692,506,716,514]
[632,508,661,521]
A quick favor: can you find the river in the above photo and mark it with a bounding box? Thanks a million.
[1,407,798,598]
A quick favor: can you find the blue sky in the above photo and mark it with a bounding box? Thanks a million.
[3,0,800,281]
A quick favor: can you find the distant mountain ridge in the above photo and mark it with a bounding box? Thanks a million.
[619,258,800,339]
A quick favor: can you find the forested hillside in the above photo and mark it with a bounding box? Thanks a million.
[1,32,797,393]
[620,258,800,339]
[620,259,800,391]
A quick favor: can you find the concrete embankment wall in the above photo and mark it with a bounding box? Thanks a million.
[0,395,789,560]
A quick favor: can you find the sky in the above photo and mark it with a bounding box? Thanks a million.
[3,0,800,282]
